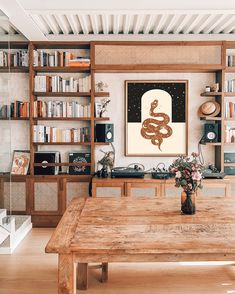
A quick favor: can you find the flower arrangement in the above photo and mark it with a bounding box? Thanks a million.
[169,152,203,192]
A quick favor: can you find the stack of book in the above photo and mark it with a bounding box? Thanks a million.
[34,75,91,92]
[68,57,90,67]
[33,101,91,118]
[33,126,90,143]
[225,80,235,92]
[33,50,90,67]
[225,126,235,143]
[0,101,29,118]
[225,101,235,118]
[226,55,235,67]
[0,50,28,67]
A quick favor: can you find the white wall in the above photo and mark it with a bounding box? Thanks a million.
[95,72,216,171]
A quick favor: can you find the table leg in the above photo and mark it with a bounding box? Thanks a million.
[58,254,75,294]
[77,263,88,290]
[101,262,108,283]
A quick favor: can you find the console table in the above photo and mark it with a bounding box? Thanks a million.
[46,197,235,293]
[92,175,232,198]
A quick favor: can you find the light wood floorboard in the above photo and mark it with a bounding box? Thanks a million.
[0,229,235,294]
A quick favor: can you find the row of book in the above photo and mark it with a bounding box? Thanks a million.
[0,50,28,67]
[34,75,91,92]
[225,102,235,118]
[33,50,90,67]
[225,126,235,143]
[0,101,29,118]
[33,125,90,143]
[226,55,235,67]
[33,101,91,118]
[225,80,235,92]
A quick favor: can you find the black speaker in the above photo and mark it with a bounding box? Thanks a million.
[95,124,114,143]
[204,123,219,143]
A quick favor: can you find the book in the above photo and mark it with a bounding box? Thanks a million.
[68,152,91,175]
[34,151,61,175]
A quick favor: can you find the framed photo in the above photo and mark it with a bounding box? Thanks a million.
[95,102,102,118]
[11,150,30,175]
[125,80,188,156]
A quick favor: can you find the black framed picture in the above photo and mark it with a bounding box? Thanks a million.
[125,80,188,156]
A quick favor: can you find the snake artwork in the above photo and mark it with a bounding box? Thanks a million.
[141,99,173,150]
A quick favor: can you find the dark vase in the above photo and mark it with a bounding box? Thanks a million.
[181,191,196,215]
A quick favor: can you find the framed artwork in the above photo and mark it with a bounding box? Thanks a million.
[11,150,30,175]
[95,102,102,118]
[125,80,188,156]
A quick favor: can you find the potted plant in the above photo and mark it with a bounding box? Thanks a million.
[169,152,203,214]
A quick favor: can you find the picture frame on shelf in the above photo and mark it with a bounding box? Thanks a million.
[125,80,188,156]
[11,150,30,175]
[95,102,102,118]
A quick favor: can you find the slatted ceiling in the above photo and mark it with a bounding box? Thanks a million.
[26,12,235,36]
[0,24,19,35]
[217,16,235,34]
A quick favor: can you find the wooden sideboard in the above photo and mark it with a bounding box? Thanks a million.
[92,175,232,198]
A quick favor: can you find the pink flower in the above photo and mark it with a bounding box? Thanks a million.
[175,171,181,178]
[192,171,202,181]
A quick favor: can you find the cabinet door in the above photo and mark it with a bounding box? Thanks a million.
[31,179,60,215]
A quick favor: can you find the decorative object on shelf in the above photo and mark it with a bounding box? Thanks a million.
[99,98,111,117]
[96,81,108,92]
[95,123,114,143]
[169,153,203,215]
[97,143,115,176]
[151,162,172,179]
[211,83,220,92]
[34,151,61,175]
[95,102,102,118]
[125,80,188,156]
[202,164,225,179]
[11,150,30,175]
[205,86,211,93]
[198,101,220,117]
[69,152,91,175]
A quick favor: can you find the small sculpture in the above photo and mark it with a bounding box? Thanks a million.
[96,81,108,92]
[97,143,115,177]
[99,98,111,117]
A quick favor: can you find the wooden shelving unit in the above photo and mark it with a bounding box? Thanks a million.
[3,40,235,226]
[33,91,109,97]
[200,92,223,96]
[0,117,29,120]
[200,116,222,121]
[0,67,29,73]
[33,66,90,73]
[34,117,92,121]
[32,142,91,146]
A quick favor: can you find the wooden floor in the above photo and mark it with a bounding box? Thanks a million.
[0,229,235,294]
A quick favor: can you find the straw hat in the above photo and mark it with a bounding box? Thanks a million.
[198,101,221,117]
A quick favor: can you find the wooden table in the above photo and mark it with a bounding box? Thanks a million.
[46,197,235,293]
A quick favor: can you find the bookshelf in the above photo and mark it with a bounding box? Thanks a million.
[3,40,235,226]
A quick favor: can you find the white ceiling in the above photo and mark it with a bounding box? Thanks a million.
[1,0,235,41]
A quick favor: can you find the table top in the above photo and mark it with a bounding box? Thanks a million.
[46,197,235,256]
